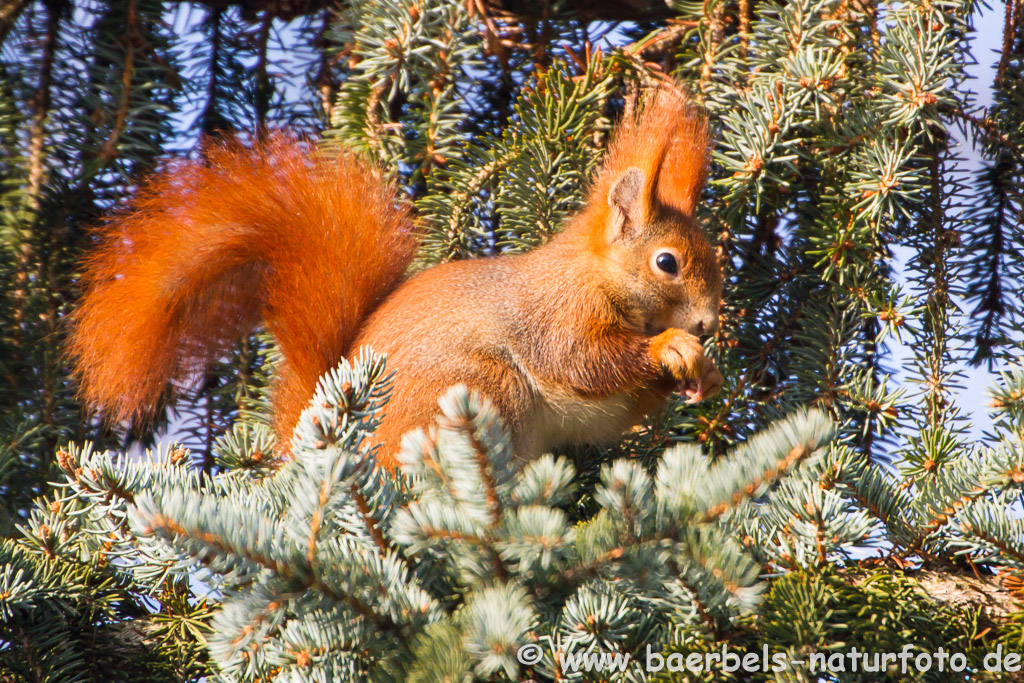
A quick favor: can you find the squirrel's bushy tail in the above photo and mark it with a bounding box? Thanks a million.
[68,133,415,440]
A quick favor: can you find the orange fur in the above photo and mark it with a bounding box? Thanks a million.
[68,133,415,439]
[69,84,720,467]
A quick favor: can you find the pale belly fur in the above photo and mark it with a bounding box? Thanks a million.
[525,381,642,458]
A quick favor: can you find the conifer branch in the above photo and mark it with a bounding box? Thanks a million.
[26,0,59,209]
[96,0,137,166]
[701,442,815,523]
[997,0,1022,86]
[253,10,272,132]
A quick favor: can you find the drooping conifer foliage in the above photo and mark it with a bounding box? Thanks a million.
[1,0,1023,680]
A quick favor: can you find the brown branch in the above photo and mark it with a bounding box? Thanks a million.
[313,9,334,121]
[470,0,510,66]
[701,442,814,523]
[26,0,60,210]
[361,81,387,155]
[945,106,1024,162]
[961,522,1024,568]
[437,154,511,245]
[200,6,224,136]
[672,561,719,634]
[417,433,454,494]
[12,622,46,683]
[0,0,29,44]
[561,547,625,583]
[253,10,272,133]
[835,478,891,528]
[895,485,988,563]
[813,504,828,566]
[624,20,698,64]
[455,414,511,580]
[854,0,881,50]
[997,0,1021,86]
[143,512,404,636]
[351,484,389,553]
[413,420,509,580]
[97,0,138,166]
[738,0,751,59]
[444,416,502,527]
[699,0,726,89]
[918,487,986,537]
[844,566,1020,621]
[417,526,489,544]
[306,481,327,564]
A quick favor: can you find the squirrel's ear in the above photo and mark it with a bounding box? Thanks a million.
[607,166,648,241]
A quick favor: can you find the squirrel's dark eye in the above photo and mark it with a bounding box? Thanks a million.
[655,252,678,275]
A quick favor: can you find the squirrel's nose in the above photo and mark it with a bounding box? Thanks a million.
[691,315,719,337]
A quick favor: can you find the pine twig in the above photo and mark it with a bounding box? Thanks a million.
[26,0,60,210]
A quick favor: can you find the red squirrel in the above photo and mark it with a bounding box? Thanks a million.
[68,85,723,469]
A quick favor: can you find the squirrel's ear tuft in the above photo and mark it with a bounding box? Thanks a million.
[596,85,710,220]
[653,95,711,217]
[582,83,711,250]
[607,166,648,241]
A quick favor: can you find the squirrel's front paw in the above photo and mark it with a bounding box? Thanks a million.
[649,329,722,403]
